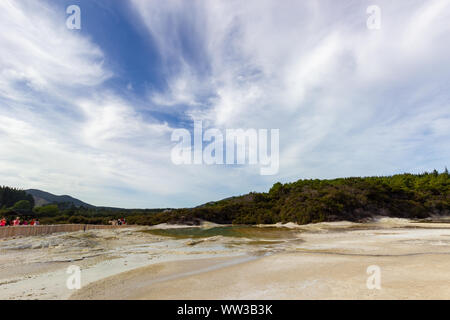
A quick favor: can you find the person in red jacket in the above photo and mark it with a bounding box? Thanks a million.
[0,217,6,227]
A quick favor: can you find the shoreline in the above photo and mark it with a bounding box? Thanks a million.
[72,219,450,300]
[1,219,450,300]
[70,254,260,300]
[70,250,450,300]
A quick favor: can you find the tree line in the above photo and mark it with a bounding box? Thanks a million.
[140,169,450,225]
[0,186,35,209]
[1,169,449,225]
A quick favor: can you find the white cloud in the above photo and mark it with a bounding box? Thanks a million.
[0,0,247,207]
[0,1,110,97]
[0,0,187,207]
[132,0,450,182]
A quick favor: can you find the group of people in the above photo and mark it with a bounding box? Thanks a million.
[0,217,40,227]
[110,218,126,226]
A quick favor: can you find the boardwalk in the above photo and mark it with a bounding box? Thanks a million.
[0,224,127,239]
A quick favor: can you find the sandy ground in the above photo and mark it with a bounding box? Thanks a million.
[1,219,450,299]
[0,226,253,299]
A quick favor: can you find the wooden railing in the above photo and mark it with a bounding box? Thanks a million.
[0,224,128,239]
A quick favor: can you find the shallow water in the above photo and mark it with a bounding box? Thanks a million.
[143,225,301,240]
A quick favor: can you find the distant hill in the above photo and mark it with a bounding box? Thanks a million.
[25,189,95,208]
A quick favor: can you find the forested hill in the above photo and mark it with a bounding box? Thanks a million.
[25,189,95,208]
[144,170,450,225]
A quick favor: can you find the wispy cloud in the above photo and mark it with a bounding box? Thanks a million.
[133,0,450,177]
[0,0,449,207]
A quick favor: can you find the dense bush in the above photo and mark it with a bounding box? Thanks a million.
[12,200,33,212]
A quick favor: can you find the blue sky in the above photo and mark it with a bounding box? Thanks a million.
[0,0,449,208]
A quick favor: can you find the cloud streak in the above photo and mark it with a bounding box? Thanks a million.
[133,0,450,177]
[0,0,449,207]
